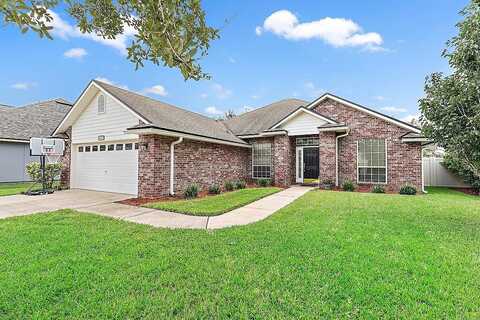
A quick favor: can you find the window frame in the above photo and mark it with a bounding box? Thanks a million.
[97,94,106,114]
[356,139,388,184]
[251,142,272,179]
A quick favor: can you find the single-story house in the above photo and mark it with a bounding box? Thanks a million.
[0,99,72,182]
[53,80,427,197]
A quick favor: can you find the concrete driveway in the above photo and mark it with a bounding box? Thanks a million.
[0,186,313,229]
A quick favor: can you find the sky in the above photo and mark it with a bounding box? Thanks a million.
[0,0,469,122]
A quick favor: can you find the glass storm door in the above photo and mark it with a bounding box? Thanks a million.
[296,147,319,182]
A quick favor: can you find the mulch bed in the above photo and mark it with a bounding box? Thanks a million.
[117,183,274,207]
[452,187,479,196]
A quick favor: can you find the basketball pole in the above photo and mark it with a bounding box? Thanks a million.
[41,154,47,195]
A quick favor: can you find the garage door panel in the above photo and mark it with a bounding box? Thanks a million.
[72,142,138,195]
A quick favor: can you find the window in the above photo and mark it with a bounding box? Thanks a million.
[116,144,124,151]
[125,143,133,150]
[78,146,84,152]
[92,145,98,152]
[97,95,106,114]
[85,146,91,152]
[252,143,272,178]
[99,145,106,151]
[107,144,114,151]
[134,143,139,150]
[357,139,387,183]
[296,136,319,146]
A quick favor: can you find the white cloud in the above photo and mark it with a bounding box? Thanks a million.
[200,93,208,99]
[95,77,129,90]
[212,83,232,99]
[402,113,420,123]
[11,82,36,90]
[205,106,223,115]
[381,106,407,113]
[305,81,324,97]
[251,94,260,100]
[47,10,136,55]
[228,57,236,63]
[373,95,386,101]
[256,10,384,51]
[143,85,168,97]
[64,47,87,59]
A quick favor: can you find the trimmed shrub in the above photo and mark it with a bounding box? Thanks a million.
[184,184,199,199]
[208,184,221,195]
[235,180,246,189]
[320,179,334,190]
[372,185,385,193]
[342,180,355,192]
[399,185,417,195]
[224,180,235,191]
[26,162,62,189]
[256,178,271,187]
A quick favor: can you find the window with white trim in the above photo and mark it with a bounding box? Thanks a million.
[357,139,387,183]
[252,143,272,178]
[97,94,106,114]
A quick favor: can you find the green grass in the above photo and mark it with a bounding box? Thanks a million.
[0,182,34,196]
[144,187,281,216]
[0,187,479,318]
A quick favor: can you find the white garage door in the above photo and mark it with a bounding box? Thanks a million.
[72,141,138,195]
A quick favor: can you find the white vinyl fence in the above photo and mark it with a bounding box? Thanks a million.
[423,157,471,187]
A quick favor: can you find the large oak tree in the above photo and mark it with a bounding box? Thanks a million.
[0,0,218,80]
[419,1,480,188]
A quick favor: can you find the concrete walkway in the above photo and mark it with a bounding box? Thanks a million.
[0,186,312,230]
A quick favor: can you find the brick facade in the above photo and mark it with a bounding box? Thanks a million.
[273,135,293,187]
[138,135,249,198]
[313,98,422,192]
[318,131,336,183]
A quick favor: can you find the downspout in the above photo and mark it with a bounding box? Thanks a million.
[421,146,427,194]
[170,137,183,196]
[335,130,350,187]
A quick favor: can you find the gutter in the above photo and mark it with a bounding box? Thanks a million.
[170,137,183,196]
[335,130,350,186]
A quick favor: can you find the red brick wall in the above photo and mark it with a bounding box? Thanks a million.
[313,98,422,192]
[138,135,249,198]
[318,131,336,183]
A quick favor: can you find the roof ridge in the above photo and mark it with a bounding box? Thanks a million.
[226,98,308,120]
[16,98,72,109]
[93,80,224,126]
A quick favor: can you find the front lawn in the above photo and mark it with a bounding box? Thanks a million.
[0,182,34,196]
[0,188,479,318]
[144,187,281,216]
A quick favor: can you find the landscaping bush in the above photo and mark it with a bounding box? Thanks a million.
[256,178,271,187]
[184,184,199,199]
[235,180,246,189]
[320,179,334,190]
[224,181,235,191]
[26,162,62,189]
[208,184,221,195]
[399,185,417,195]
[342,179,355,192]
[372,185,385,193]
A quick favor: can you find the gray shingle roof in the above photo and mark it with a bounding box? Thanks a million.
[222,99,308,135]
[93,80,247,145]
[0,99,72,141]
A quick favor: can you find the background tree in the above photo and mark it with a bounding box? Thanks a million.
[223,109,236,120]
[0,0,219,80]
[419,1,480,189]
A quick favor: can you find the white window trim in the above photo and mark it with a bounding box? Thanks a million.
[251,142,272,179]
[97,94,106,114]
[356,139,388,185]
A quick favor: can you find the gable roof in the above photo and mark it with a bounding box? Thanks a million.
[269,106,338,130]
[306,93,421,133]
[223,99,307,136]
[0,99,72,142]
[55,80,247,146]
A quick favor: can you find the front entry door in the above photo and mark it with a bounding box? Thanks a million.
[296,147,319,182]
[303,147,319,179]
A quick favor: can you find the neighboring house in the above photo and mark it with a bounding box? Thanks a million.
[54,80,427,197]
[0,99,72,182]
